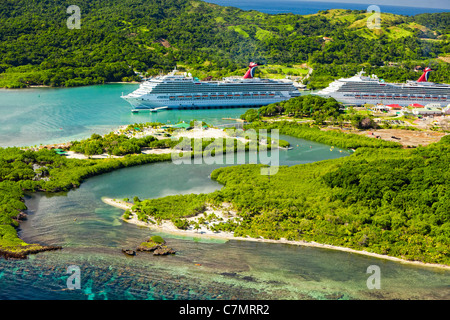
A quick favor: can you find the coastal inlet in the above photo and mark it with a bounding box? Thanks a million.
[11,135,449,300]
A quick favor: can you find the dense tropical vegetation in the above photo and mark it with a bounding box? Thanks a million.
[69,129,281,156]
[131,123,449,265]
[240,95,342,124]
[244,121,401,149]
[0,122,281,256]
[0,146,171,256]
[70,133,159,156]
[1,116,448,265]
[240,94,382,131]
[0,1,448,88]
[205,136,450,265]
[0,0,449,264]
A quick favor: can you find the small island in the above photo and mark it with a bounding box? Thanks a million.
[122,235,176,257]
[136,235,176,256]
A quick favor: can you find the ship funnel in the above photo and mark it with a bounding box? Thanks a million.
[417,67,432,82]
[243,62,259,79]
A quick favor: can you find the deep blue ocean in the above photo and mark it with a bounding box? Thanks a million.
[204,0,448,15]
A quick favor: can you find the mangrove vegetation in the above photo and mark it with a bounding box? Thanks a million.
[130,123,449,265]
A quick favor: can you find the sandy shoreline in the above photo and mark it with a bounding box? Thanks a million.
[64,148,173,159]
[102,197,450,270]
[102,197,238,238]
[57,126,254,159]
[25,81,139,88]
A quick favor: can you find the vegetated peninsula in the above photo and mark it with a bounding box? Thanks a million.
[0,121,282,259]
[0,146,172,259]
[122,128,450,267]
[0,1,449,89]
[109,101,449,267]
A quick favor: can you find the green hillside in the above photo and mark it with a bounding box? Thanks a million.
[0,1,448,88]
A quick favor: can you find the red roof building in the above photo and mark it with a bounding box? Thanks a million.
[386,104,402,110]
[409,103,424,108]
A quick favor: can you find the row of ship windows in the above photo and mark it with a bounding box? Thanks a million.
[343,94,448,100]
[341,83,448,88]
[152,82,293,86]
[150,86,296,91]
[151,84,294,87]
[151,91,285,94]
[342,91,450,95]
[341,89,449,94]
[151,91,295,94]
[155,93,280,100]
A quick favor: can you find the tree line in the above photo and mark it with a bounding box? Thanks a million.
[129,127,449,265]
[0,1,448,88]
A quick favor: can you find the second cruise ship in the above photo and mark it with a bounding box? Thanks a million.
[315,68,450,107]
[121,62,301,110]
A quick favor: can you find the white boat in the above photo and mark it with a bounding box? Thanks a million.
[121,62,301,110]
[315,68,450,107]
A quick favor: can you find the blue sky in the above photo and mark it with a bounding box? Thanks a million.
[302,0,450,9]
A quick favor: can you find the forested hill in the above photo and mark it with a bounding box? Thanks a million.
[0,0,449,88]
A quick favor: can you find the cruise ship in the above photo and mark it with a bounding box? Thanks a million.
[315,68,450,107]
[121,62,301,110]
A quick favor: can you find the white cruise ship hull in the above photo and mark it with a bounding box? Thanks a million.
[316,93,449,108]
[122,95,294,110]
[315,69,450,107]
[121,65,301,111]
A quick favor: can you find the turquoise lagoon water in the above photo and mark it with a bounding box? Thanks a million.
[0,84,251,148]
[0,85,449,300]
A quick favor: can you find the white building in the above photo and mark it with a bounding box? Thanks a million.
[372,104,390,112]
[425,103,442,109]
[412,106,443,116]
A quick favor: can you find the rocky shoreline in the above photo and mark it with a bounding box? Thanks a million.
[122,235,176,257]
[0,245,62,260]
[103,197,450,270]
[0,210,63,260]
[136,244,176,256]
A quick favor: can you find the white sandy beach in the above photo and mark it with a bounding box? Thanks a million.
[174,127,227,140]
[102,197,238,238]
[63,126,251,160]
[102,197,450,270]
[173,127,251,145]
[64,148,173,159]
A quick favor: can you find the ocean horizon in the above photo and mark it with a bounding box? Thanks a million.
[203,0,449,16]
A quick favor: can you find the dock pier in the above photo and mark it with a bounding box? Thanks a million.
[131,106,169,113]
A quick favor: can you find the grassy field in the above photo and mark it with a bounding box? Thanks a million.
[308,9,433,41]
[227,25,250,38]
